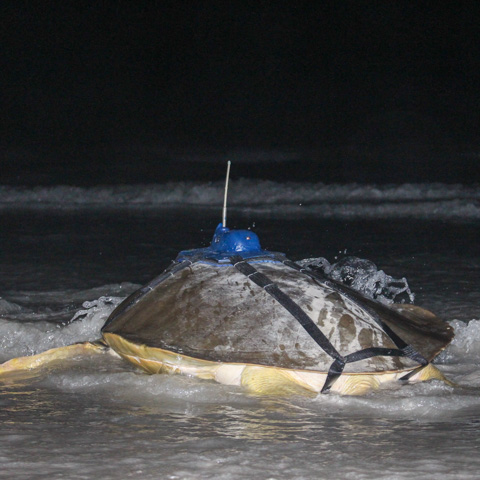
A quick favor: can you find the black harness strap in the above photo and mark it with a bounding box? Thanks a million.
[344,347,405,363]
[230,255,344,364]
[112,253,429,393]
[230,255,430,393]
[230,255,352,393]
[322,359,346,393]
[398,365,427,382]
[279,257,429,367]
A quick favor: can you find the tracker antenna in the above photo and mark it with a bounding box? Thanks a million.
[222,161,231,228]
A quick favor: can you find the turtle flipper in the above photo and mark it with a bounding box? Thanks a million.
[0,341,108,379]
[408,362,457,387]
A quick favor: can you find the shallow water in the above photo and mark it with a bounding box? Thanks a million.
[1,184,480,479]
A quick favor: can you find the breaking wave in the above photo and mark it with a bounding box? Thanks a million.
[1,181,479,220]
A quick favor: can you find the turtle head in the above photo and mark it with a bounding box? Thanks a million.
[210,223,262,254]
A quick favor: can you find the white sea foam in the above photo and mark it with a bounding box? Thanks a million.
[1,181,479,219]
[437,319,480,365]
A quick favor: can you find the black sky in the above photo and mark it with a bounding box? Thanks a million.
[2,2,480,184]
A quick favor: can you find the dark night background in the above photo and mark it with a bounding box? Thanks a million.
[2,2,479,185]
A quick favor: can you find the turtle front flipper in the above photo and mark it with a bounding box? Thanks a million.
[0,341,109,380]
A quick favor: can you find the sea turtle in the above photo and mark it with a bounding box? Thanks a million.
[0,167,454,396]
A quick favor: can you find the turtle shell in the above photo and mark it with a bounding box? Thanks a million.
[102,257,454,375]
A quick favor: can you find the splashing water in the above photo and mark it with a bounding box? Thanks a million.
[298,256,415,304]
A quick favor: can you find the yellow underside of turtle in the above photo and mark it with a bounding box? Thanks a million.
[0,333,452,396]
